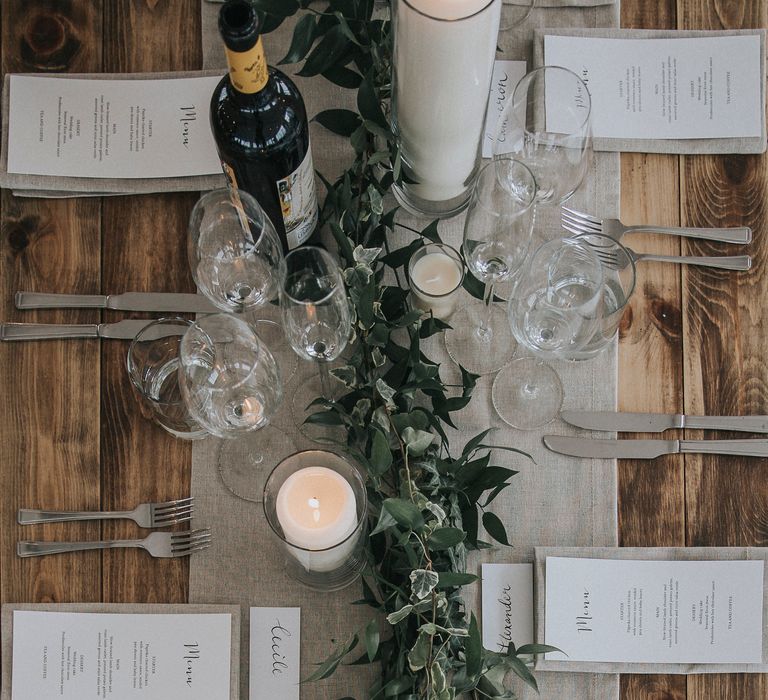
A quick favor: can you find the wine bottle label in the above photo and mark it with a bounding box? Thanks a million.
[276,146,319,249]
[225,37,268,94]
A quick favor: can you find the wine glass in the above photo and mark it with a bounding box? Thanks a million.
[493,66,592,205]
[188,187,283,312]
[279,247,352,442]
[493,236,604,429]
[444,157,537,375]
[499,0,535,31]
[178,313,294,501]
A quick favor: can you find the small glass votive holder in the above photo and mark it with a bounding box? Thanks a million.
[263,450,368,592]
[127,318,207,440]
[407,243,465,321]
[568,232,637,360]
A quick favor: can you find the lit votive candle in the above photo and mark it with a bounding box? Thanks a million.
[408,243,465,320]
[275,466,358,573]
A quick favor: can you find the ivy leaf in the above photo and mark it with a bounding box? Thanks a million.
[250,0,299,16]
[364,619,380,662]
[407,631,431,671]
[375,378,396,410]
[410,568,439,600]
[465,613,482,679]
[370,429,393,475]
[482,511,511,546]
[313,108,362,137]
[353,244,381,266]
[330,365,357,388]
[428,527,466,551]
[303,634,358,682]
[278,13,316,64]
[370,506,398,536]
[382,498,424,531]
[386,604,414,625]
[402,427,434,456]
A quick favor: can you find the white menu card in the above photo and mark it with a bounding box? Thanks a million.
[249,607,300,700]
[544,34,763,140]
[7,75,222,178]
[544,557,764,664]
[10,611,232,699]
[481,563,534,652]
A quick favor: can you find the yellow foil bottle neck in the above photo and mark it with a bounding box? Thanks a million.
[225,36,269,94]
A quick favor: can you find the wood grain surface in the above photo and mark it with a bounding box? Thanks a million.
[0,0,766,698]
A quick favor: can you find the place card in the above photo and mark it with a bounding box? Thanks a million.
[481,563,534,652]
[10,610,232,699]
[544,34,763,140]
[6,75,222,179]
[482,60,527,158]
[249,607,300,700]
[544,557,764,664]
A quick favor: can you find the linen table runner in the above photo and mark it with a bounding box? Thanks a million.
[192,1,621,698]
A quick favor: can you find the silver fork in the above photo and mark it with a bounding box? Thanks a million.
[17,529,212,558]
[561,207,752,244]
[584,241,751,271]
[18,497,194,529]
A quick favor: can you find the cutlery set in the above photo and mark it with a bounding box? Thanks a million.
[17,497,211,559]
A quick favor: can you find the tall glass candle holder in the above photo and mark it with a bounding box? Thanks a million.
[263,450,368,592]
[391,0,502,218]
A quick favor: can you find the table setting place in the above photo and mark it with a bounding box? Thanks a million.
[1,1,767,700]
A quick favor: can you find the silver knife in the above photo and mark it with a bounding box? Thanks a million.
[15,291,218,314]
[561,410,768,434]
[0,319,184,341]
[543,435,768,459]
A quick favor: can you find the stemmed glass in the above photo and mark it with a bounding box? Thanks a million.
[178,313,294,501]
[279,247,352,441]
[499,0,535,31]
[445,157,537,375]
[493,236,604,429]
[493,66,592,205]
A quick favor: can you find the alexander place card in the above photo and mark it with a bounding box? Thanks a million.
[10,611,232,699]
[250,607,300,700]
[481,563,534,652]
[544,34,763,140]
[544,557,764,664]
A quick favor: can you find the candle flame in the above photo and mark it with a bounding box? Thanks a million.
[309,497,321,523]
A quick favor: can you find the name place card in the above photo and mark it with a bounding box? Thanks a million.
[544,557,764,664]
[249,607,300,700]
[482,60,527,158]
[481,563,534,652]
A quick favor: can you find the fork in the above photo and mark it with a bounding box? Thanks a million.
[17,529,212,558]
[18,497,194,529]
[584,241,751,271]
[561,207,752,245]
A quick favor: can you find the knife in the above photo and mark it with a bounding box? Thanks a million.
[561,410,768,434]
[15,291,218,314]
[0,319,183,341]
[543,435,768,459]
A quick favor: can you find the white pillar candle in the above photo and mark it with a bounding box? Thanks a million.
[275,466,358,573]
[393,0,501,204]
[410,250,464,319]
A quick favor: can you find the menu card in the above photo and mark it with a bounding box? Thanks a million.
[544,557,764,664]
[10,611,232,699]
[249,608,300,700]
[6,75,222,178]
[544,34,763,140]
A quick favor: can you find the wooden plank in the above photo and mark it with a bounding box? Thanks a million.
[678,1,768,699]
[0,1,103,605]
[99,0,201,603]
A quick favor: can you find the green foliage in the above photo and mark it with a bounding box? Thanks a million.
[257,1,542,697]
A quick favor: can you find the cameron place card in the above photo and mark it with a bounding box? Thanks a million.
[481,563,534,652]
[250,607,300,700]
[544,557,764,664]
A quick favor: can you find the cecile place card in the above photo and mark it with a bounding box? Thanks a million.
[481,564,534,652]
[544,34,763,140]
[249,607,300,700]
[6,75,221,179]
[544,557,765,664]
[9,611,232,699]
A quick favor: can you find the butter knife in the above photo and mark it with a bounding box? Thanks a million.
[561,410,768,434]
[16,291,218,314]
[0,319,183,341]
[543,435,768,459]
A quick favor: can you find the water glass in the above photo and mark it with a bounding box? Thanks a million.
[127,318,206,440]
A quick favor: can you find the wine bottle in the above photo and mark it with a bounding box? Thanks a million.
[211,0,319,252]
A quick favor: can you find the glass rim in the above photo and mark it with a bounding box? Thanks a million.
[511,65,593,136]
[279,246,344,306]
[400,0,497,22]
[408,242,465,299]
[127,317,193,406]
[474,156,538,218]
[571,231,637,309]
[263,450,368,554]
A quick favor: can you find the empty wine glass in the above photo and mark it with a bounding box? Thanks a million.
[444,157,536,375]
[493,236,604,429]
[493,66,592,205]
[279,247,352,442]
[178,313,294,501]
[188,187,283,312]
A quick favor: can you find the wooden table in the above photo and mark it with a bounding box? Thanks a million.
[1,1,765,698]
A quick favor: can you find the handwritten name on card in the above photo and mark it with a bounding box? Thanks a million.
[481,563,534,653]
[482,60,527,158]
[249,607,300,700]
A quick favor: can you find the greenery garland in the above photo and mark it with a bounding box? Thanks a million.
[253,1,555,697]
